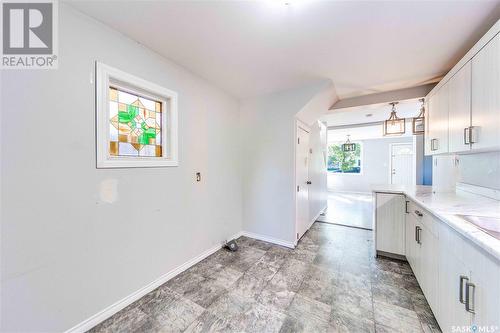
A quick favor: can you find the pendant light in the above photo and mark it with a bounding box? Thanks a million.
[383,102,405,136]
[412,98,425,135]
[342,135,356,152]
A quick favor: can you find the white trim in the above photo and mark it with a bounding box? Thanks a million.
[241,231,296,249]
[456,182,500,201]
[95,61,179,168]
[64,231,241,333]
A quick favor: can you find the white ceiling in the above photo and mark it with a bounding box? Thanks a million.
[68,0,500,99]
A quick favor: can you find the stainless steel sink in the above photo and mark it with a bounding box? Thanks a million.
[456,215,500,240]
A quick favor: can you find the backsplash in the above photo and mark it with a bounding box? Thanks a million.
[458,151,500,190]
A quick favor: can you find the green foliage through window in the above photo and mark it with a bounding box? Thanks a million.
[328,143,362,173]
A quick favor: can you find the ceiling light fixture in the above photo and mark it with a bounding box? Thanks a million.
[342,135,356,152]
[412,98,425,135]
[383,102,405,136]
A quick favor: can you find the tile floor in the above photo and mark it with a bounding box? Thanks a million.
[89,223,441,333]
[316,192,373,230]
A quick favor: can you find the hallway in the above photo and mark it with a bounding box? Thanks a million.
[317,192,374,230]
[90,223,439,333]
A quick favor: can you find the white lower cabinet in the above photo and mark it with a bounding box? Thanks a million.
[437,222,472,331]
[376,193,406,256]
[405,203,439,313]
[402,199,500,332]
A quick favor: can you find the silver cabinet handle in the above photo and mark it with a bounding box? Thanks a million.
[415,226,422,244]
[469,126,476,144]
[415,210,423,217]
[459,275,469,304]
[465,282,475,313]
[431,138,439,151]
[464,127,470,144]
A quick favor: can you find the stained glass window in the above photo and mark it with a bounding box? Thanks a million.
[108,87,163,157]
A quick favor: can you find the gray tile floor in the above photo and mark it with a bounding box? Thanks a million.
[89,223,441,333]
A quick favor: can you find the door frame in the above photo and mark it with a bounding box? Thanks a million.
[294,119,310,246]
[389,142,415,185]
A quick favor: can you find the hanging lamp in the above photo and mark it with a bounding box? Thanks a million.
[341,135,356,152]
[412,98,425,134]
[383,102,405,135]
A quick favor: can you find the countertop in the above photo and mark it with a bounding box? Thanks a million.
[372,184,500,262]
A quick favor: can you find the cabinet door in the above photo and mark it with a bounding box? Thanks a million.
[425,94,436,156]
[438,223,472,331]
[420,220,439,313]
[449,61,472,153]
[470,258,500,328]
[426,84,449,155]
[463,239,500,328]
[376,193,405,255]
[471,33,500,151]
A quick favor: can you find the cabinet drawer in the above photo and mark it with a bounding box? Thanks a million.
[407,200,438,237]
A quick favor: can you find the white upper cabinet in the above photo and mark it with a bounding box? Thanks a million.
[471,33,500,151]
[448,61,472,153]
[426,22,500,155]
[426,84,449,155]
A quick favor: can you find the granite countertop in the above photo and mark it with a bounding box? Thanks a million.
[372,184,500,262]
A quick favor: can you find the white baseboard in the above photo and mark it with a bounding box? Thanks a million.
[241,231,295,249]
[64,231,241,333]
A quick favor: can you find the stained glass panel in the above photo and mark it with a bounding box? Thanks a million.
[109,87,163,157]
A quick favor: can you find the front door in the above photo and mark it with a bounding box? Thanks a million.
[296,125,310,240]
[390,143,414,185]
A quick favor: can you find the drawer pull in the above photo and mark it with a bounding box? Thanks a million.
[414,210,423,217]
[464,127,470,144]
[465,282,475,313]
[415,226,422,244]
[459,275,468,304]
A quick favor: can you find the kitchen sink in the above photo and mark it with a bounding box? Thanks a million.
[456,215,500,241]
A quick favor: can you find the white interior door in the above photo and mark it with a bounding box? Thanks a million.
[390,143,414,185]
[296,125,310,241]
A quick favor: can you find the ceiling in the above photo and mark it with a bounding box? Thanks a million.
[323,99,421,127]
[68,0,500,100]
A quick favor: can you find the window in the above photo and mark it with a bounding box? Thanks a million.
[96,62,178,168]
[327,142,362,174]
[109,87,163,157]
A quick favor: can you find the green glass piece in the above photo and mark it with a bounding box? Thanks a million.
[138,127,156,144]
[118,104,139,124]
[127,104,139,117]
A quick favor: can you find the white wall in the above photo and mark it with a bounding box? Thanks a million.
[327,136,413,193]
[240,80,333,245]
[0,5,242,332]
[308,122,328,222]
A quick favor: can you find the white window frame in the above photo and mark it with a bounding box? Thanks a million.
[328,141,363,175]
[96,62,178,168]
